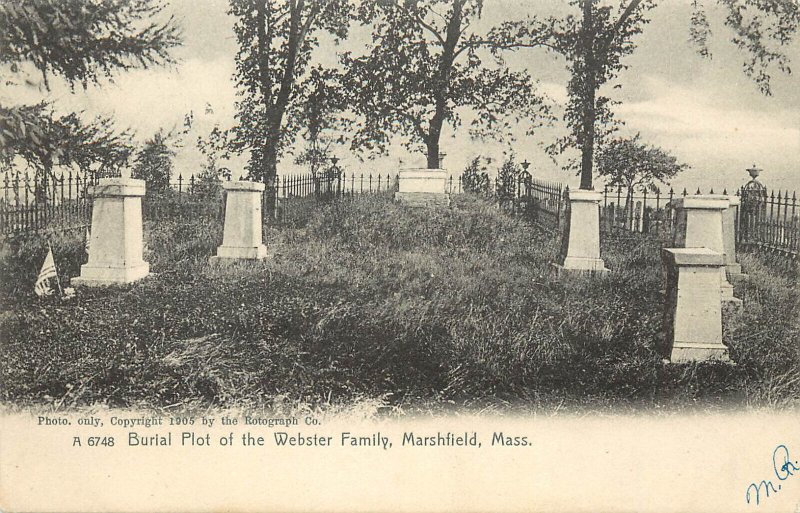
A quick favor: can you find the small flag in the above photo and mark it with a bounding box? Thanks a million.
[34,246,58,297]
[85,228,91,253]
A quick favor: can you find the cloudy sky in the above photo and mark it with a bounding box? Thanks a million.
[6,0,800,193]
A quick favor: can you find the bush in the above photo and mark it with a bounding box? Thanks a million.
[460,157,490,197]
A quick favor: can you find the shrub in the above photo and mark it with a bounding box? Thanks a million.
[460,157,490,196]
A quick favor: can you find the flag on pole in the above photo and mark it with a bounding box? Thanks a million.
[34,246,58,297]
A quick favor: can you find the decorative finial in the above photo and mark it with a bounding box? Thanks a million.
[746,164,762,180]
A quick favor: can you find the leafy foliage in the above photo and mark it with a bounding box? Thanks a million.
[549,0,654,189]
[596,133,688,195]
[0,103,133,180]
[229,0,351,185]
[460,157,491,196]
[495,154,521,203]
[293,66,348,177]
[196,124,234,188]
[341,0,554,169]
[689,0,800,95]
[0,0,180,199]
[132,130,175,193]
[542,0,798,189]
[0,0,181,90]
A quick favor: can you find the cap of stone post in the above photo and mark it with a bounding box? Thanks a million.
[662,247,724,266]
[89,177,146,197]
[567,189,603,202]
[671,195,730,210]
[222,180,266,192]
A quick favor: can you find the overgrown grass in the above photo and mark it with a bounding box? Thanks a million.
[0,194,797,413]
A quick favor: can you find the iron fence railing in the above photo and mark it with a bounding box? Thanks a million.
[0,169,100,237]
[736,188,799,258]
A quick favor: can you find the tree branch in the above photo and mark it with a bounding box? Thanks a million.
[604,0,643,50]
[415,12,446,47]
[453,38,559,60]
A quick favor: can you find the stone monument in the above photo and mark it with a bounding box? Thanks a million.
[553,189,608,274]
[662,248,729,363]
[210,180,269,262]
[672,195,741,305]
[722,194,744,277]
[72,176,150,286]
[394,168,450,207]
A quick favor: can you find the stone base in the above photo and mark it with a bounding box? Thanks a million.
[394,192,451,208]
[720,280,743,308]
[726,263,743,275]
[551,260,609,276]
[670,342,731,364]
[722,296,744,308]
[210,245,269,262]
[720,280,735,298]
[72,262,150,287]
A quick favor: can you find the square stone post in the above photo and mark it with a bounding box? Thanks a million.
[394,168,450,207]
[210,180,268,262]
[722,195,744,277]
[672,195,740,305]
[662,248,729,363]
[72,178,149,286]
[553,189,608,274]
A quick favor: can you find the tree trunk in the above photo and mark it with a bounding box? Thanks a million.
[425,0,464,170]
[262,129,279,220]
[426,137,440,169]
[255,0,309,221]
[579,0,596,191]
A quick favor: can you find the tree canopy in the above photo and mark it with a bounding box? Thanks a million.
[229,0,351,192]
[0,0,181,181]
[596,133,688,195]
[0,0,182,90]
[537,0,800,190]
[0,103,133,177]
[341,0,560,169]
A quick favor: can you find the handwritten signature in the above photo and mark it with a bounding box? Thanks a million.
[746,444,800,505]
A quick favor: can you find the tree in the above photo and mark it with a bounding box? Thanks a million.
[229,0,351,213]
[495,154,520,206]
[1,104,133,201]
[58,113,134,176]
[596,133,688,202]
[341,0,558,169]
[0,0,181,185]
[1,0,181,90]
[552,0,653,190]
[293,66,348,179]
[544,0,800,190]
[132,130,174,194]
[196,125,234,189]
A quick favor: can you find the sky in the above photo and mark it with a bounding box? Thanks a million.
[4,0,799,193]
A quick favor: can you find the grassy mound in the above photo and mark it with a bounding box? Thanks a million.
[1,194,797,412]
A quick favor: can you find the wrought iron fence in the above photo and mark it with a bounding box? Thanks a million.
[519,177,565,231]
[599,185,691,241]
[597,184,799,259]
[736,188,799,258]
[0,169,100,237]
